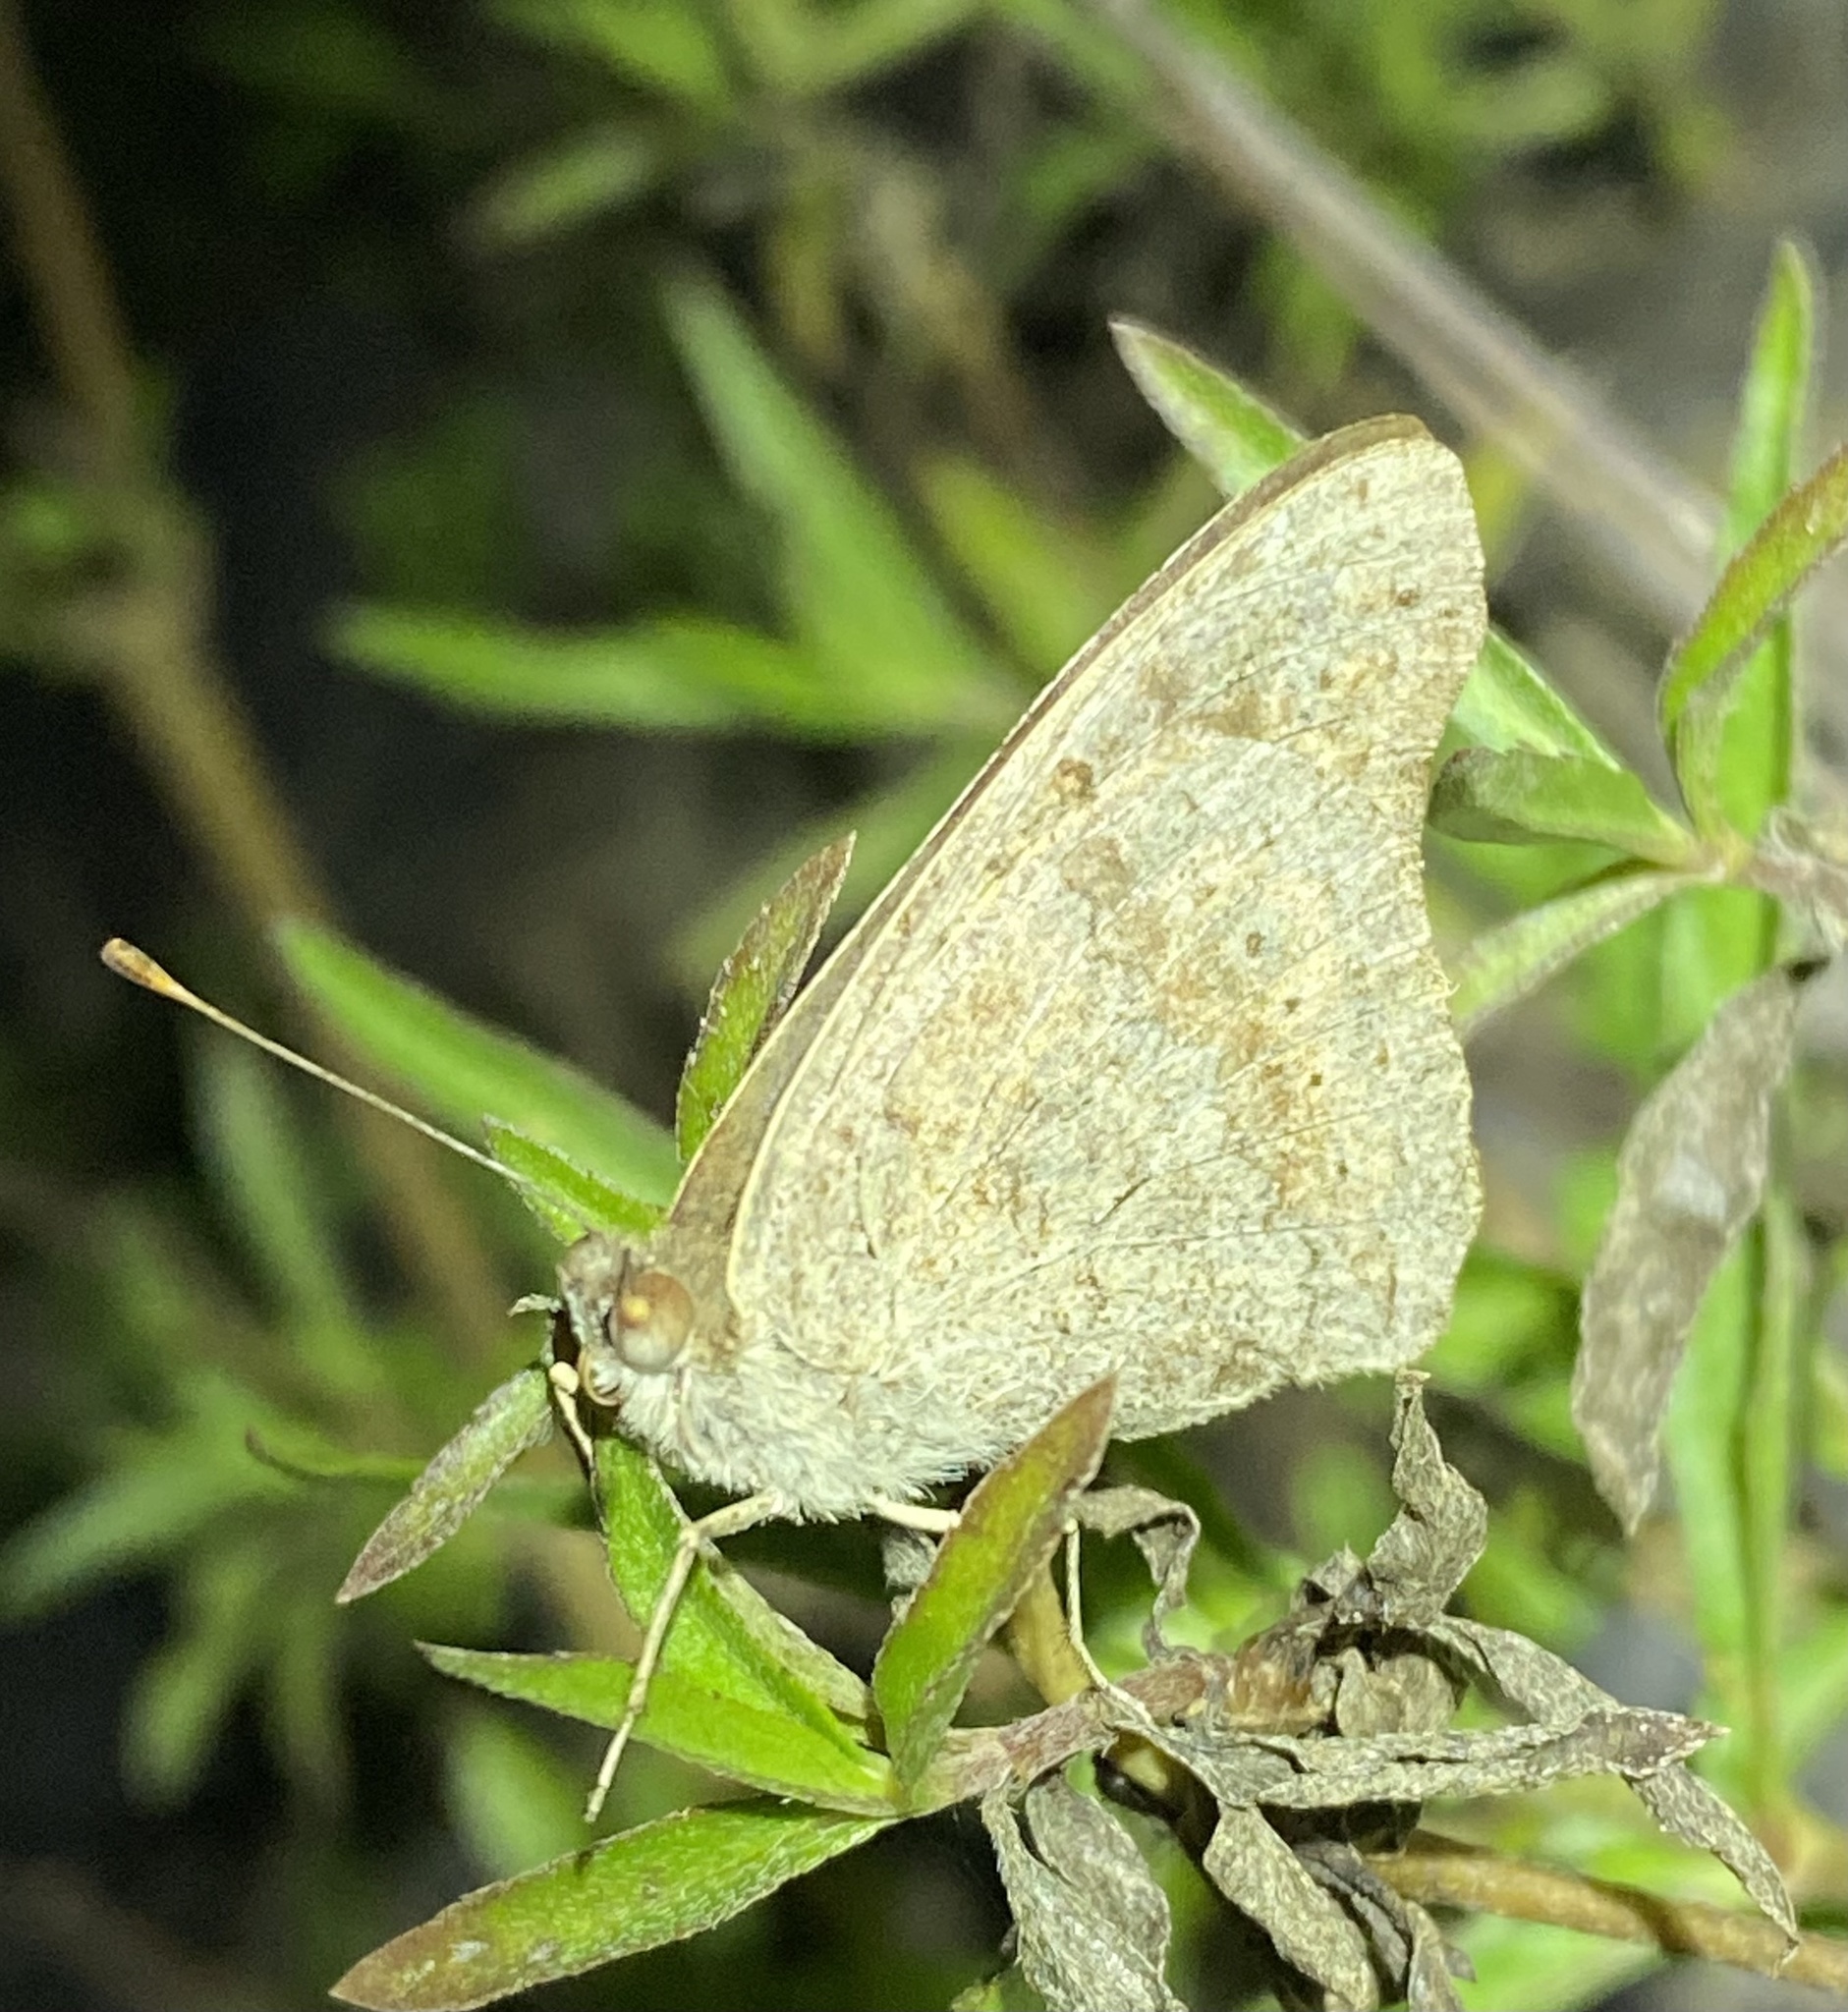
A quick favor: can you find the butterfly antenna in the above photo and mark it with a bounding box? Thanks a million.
[102,937,526,1190]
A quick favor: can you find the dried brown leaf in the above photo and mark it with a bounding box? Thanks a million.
[1202,1807,1376,2011]
[1342,1373,1485,1628]
[1574,968,1800,1531]
[981,1780,1184,2012]
[1631,1765,1797,1940]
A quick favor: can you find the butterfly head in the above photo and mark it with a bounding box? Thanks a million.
[558,1234,696,1408]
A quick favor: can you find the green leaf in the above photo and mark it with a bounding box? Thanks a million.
[669,739,983,993]
[445,1706,587,1881]
[1660,442,1848,836]
[467,123,666,249]
[1111,319,1613,764]
[483,1122,662,1242]
[1778,1602,1848,1766]
[1723,243,1815,559]
[1,1390,287,1617]
[1666,1241,1755,1723]
[332,606,926,737]
[196,1040,358,1336]
[421,1646,893,1813]
[266,1590,344,1798]
[1453,630,1620,764]
[596,1435,863,1741]
[331,1801,889,2010]
[1109,316,1299,497]
[338,1369,555,1601]
[677,837,852,1162]
[243,1427,425,1488]
[662,271,1015,734]
[758,0,980,96]
[1429,749,1697,866]
[1815,1344,1848,1480]
[1449,869,1697,1037]
[276,921,679,1203]
[1670,242,1813,848]
[488,0,732,110]
[1739,1191,1806,1802]
[124,1536,271,1802]
[916,455,1124,672]
[871,1379,1113,1791]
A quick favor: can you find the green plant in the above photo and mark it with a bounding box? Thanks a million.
[4,4,1840,2004]
[90,253,1846,2005]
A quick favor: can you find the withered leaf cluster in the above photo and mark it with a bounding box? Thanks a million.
[974,1378,1793,2012]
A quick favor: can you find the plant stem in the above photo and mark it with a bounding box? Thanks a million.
[1377,1830,1847,1993]
[0,0,505,1360]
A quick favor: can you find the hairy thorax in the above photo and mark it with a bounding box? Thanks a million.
[555,1232,997,1519]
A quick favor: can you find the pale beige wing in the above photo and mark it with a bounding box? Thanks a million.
[686,421,1484,1444]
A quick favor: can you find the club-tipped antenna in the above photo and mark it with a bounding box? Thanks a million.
[102,936,530,1192]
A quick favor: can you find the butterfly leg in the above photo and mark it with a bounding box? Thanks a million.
[1061,1524,1111,1692]
[583,1489,783,1823]
[868,1495,959,1535]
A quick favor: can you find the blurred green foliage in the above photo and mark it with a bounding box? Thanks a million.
[7,1,1844,2009]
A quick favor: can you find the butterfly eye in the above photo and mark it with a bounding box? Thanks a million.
[614,1269,694,1373]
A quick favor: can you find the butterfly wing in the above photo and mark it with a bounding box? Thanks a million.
[678,419,1484,1457]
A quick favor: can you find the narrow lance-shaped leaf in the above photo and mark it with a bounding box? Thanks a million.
[126,1534,274,1806]
[1,1384,293,1619]
[669,740,981,992]
[1573,967,1801,1533]
[1660,441,1848,833]
[1691,241,1814,843]
[277,921,679,1204]
[917,453,1126,672]
[483,1120,661,1243]
[1422,1618,1794,1931]
[662,271,1014,732]
[243,1427,423,1488]
[338,1369,554,1601]
[197,1040,358,1336]
[1452,629,1621,766]
[333,606,966,739]
[418,1645,893,1814]
[1155,1710,1710,1810]
[1630,1765,1797,1939]
[1110,318,1615,764]
[1109,316,1299,497]
[872,1378,1114,1790]
[1722,242,1814,559]
[1741,1190,1807,1783]
[1429,749,1697,867]
[466,123,667,249]
[1664,1240,1764,1784]
[595,1434,862,1740]
[765,0,980,95]
[247,1424,580,1527]
[982,1778,1185,2012]
[676,836,853,1162]
[1449,868,1698,1037]
[489,0,734,111]
[330,1801,889,2011]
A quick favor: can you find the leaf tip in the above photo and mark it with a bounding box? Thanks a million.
[335,1547,383,1604]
